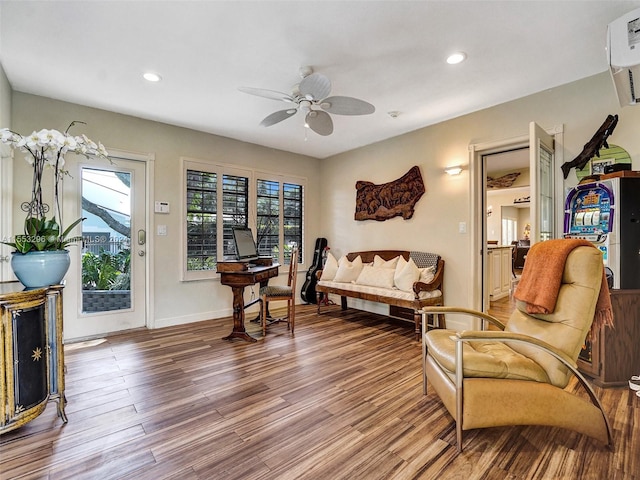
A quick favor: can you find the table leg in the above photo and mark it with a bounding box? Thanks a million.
[223,285,258,342]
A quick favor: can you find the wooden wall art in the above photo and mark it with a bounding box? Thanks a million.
[355,165,425,221]
[486,172,520,189]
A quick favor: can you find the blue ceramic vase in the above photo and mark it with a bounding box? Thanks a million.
[11,250,71,288]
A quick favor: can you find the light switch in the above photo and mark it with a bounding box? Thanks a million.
[157,225,167,236]
[459,222,467,234]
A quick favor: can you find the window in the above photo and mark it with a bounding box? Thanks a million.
[283,182,303,264]
[182,159,305,280]
[221,174,249,258]
[256,178,303,265]
[186,169,217,271]
[256,179,279,257]
[501,217,517,245]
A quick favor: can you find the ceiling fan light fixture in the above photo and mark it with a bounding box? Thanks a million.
[446,52,467,65]
[300,101,311,115]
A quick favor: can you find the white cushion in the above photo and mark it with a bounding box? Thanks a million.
[317,279,442,301]
[394,256,421,292]
[355,265,395,289]
[419,265,436,284]
[333,255,364,283]
[373,255,400,269]
[320,252,339,281]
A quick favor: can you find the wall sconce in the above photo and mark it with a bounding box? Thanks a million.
[445,165,463,176]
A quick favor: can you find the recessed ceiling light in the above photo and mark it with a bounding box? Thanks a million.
[446,52,467,65]
[143,72,162,82]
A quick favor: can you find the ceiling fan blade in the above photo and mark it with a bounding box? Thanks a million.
[299,73,331,101]
[306,110,333,136]
[260,109,297,127]
[238,86,294,103]
[321,96,375,115]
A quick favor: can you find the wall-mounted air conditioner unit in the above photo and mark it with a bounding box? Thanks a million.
[607,8,640,106]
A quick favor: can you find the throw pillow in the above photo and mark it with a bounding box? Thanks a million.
[356,265,396,289]
[333,255,364,283]
[373,255,400,269]
[419,265,436,284]
[320,252,339,280]
[394,256,421,291]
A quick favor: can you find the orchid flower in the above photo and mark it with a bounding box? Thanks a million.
[0,122,110,252]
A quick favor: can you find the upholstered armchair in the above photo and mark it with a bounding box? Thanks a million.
[421,245,613,452]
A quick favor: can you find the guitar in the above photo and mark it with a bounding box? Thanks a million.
[300,237,328,304]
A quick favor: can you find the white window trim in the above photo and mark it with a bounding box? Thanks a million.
[0,143,14,281]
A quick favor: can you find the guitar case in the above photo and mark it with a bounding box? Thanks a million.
[300,237,328,304]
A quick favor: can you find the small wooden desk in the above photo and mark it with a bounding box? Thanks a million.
[217,258,279,342]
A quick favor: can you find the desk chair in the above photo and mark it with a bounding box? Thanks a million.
[261,246,299,336]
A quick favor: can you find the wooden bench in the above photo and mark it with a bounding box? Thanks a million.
[315,250,444,340]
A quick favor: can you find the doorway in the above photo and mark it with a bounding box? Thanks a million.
[63,152,153,340]
[469,123,563,325]
[484,148,530,314]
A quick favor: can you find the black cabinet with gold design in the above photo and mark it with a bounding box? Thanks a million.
[0,282,67,434]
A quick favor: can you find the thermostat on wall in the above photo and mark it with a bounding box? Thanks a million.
[155,201,170,214]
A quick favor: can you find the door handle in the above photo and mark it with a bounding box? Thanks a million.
[138,229,146,246]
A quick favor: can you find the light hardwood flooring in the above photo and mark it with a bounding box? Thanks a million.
[488,294,517,325]
[1,304,638,479]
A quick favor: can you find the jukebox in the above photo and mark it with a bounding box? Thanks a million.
[564,175,640,289]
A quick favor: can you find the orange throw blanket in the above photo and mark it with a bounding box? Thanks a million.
[514,239,614,339]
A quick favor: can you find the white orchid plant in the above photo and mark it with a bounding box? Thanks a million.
[0,122,109,253]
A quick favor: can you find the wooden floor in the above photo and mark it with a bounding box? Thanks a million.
[1,304,638,479]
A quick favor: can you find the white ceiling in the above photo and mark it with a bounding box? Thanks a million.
[486,147,530,174]
[1,1,638,159]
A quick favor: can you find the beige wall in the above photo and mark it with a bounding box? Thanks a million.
[487,188,530,243]
[0,62,13,282]
[486,168,530,243]
[320,72,640,327]
[6,71,640,335]
[10,93,322,336]
[0,63,10,128]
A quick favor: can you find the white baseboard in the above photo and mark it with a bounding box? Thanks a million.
[154,308,233,329]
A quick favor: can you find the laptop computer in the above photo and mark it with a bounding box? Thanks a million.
[232,226,259,262]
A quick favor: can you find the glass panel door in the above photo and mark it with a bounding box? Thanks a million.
[81,168,132,313]
[529,122,555,244]
[63,156,147,339]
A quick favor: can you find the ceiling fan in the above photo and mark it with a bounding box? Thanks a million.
[238,66,375,136]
